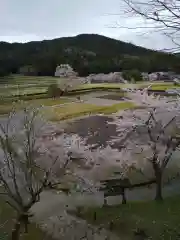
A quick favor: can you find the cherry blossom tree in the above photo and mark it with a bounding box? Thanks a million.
[114,105,180,201]
[48,77,85,98]
[0,108,81,240]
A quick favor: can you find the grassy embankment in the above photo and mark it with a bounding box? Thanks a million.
[78,195,180,240]
[0,75,58,97]
[0,97,70,115]
[74,82,148,90]
[150,83,180,91]
[48,101,136,121]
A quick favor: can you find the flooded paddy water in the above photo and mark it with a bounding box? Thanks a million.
[65,115,117,149]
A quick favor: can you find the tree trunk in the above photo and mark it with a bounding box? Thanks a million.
[122,189,127,204]
[103,197,108,206]
[11,219,21,240]
[155,172,163,201]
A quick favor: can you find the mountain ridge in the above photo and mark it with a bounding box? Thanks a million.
[0,33,156,50]
[0,33,178,77]
[0,34,161,54]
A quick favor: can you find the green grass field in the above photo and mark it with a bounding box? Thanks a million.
[0,75,59,97]
[48,101,136,121]
[79,195,180,240]
[0,97,70,115]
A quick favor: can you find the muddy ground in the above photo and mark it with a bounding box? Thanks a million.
[64,115,125,150]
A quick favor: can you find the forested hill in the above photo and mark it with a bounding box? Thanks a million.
[0,33,179,77]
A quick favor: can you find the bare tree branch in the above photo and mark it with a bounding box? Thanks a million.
[121,0,180,50]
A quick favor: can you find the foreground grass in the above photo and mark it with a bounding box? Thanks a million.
[0,97,70,115]
[79,196,180,240]
[49,101,135,121]
[0,200,47,240]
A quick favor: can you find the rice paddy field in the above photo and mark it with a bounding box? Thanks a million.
[0,75,179,98]
[0,75,179,117]
[48,101,135,121]
[0,75,58,97]
[1,75,180,239]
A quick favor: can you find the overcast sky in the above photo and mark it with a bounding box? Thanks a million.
[0,0,175,50]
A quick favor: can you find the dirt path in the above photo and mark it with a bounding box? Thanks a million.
[32,178,180,219]
[83,97,121,106]
[31,191,119,240]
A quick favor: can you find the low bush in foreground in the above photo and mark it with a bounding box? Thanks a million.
[79,195,180,240]
[47,83,63,98]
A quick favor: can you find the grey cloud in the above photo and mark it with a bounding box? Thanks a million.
[0,0,116,36]
[0,0,177,51]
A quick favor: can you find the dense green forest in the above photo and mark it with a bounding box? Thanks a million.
[0,34,180,77]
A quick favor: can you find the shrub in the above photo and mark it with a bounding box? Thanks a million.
[47,83,63,98]
[122,69,143,82]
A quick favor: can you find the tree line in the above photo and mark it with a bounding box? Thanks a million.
[0,34,180,78]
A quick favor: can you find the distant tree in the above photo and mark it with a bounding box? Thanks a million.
[19,65,37,76]
[48,78,83,98]
[122,70,130,81]
[122,69,142,82]
[0,68,9,78]
[131,69,143,82]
